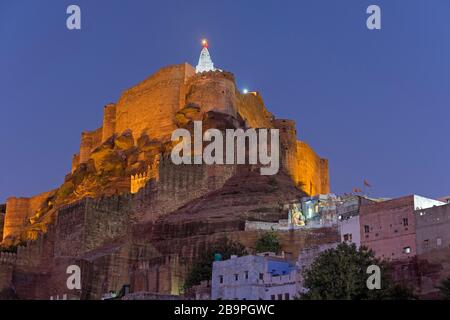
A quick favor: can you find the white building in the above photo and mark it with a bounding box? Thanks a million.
[211,253,299,300]
[339,215,361,248]
[196,39,220,73]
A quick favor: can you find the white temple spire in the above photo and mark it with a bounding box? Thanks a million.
[196,39,217,73]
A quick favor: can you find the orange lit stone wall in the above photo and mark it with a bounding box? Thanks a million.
[296,141,330,196]
[102,103,116,142]
[79,127,103,164]
[236,91,273,128]
[185,71,237,118]
[2,190,54,242]
[0,211,4,240]
[115,63,195,141]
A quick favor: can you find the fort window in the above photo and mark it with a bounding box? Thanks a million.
[364,225,370,233]
[278,294,283,300]
[403,218,408,226]
[285,293,290,300]
[424,239,429,248]
[219,275,223,284]
[271,295,275,300]
[234,274,239,281]
[245,271,249,279]
[259,273,264,280]
[403,247,411,254]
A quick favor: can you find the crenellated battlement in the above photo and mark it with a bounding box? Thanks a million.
[185,70,235,86]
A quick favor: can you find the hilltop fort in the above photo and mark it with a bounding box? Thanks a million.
[0,41,331,299]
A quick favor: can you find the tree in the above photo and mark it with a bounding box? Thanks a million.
[183,238,247,290]
[437,276,450,299]
[300,243,416,300]
[255,230,281,254]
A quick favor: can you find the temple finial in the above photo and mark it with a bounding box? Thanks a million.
[196,39,216,73]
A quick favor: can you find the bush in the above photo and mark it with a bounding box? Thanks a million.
[255,230,281,254]
[183,238,247,290]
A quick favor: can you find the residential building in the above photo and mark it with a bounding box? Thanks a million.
[360,195,444,260]
[415,203,450,255]
[211,253,298,300]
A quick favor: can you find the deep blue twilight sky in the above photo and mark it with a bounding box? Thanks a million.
[1,0,449,203]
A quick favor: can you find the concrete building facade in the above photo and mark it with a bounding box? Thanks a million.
[360,195,444,260]
[415,203,450,255]
[211,254,298,300]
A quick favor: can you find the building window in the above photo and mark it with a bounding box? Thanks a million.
[343,233,352,242]
[245,271,249,280]
[285,293,290,300]
[403,247,411,254]
[364,225,370,233]
[271,295,275,300]
[424,239,429,248]
[219,275,223,284]
[278,294,283,300]
[234,274,239,281]
[437,238,442,246]
[403,218,408,226]
[259,273,264,280]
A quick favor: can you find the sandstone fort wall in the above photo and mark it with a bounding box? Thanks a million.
[102,103,116,143]
[115,63,195,141]
[296,141,329,195]
[185,71,237,118]
[236,91,273,128]
[3,190,54,242]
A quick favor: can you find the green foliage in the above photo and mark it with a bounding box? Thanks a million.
[183,238,247,290]
[437,276,450,299]
[299,243,416,300]
[255,231,282,254]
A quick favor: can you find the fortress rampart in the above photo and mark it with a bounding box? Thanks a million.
[272,119,329,195]
[131,155,237,222]
[2,62,330,248]
[115,63,195,141]
[102,103,116,143]
[297,141,330,196]
[67,63,329,199]
[3,190,54,242]
[185,70,237,118]
[236,91,274,128]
